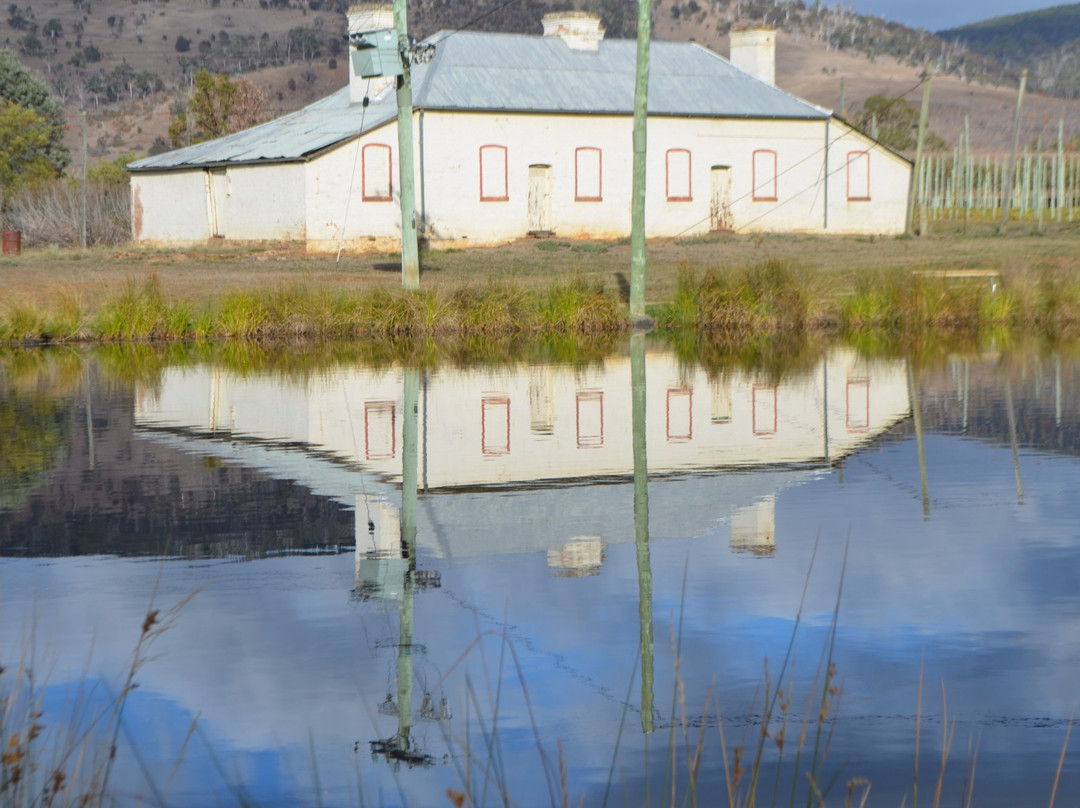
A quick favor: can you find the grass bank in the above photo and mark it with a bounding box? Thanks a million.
[3,222,1080,344]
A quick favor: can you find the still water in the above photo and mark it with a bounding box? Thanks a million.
[2,341,1080,806]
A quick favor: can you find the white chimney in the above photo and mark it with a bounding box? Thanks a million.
[346,3,397,103]
[729,25,776,86]
[542,11,605,51]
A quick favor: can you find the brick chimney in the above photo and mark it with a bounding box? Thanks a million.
[542,11,605,51]
[729,25,776,86]
[346,3,396,103]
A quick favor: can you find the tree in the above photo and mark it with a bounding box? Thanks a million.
[168,70,267,148]
[854,93,947,152]
[0,100,56,195]
[0,49,69,180]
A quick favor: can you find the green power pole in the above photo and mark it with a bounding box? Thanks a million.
[999,68,1027,235]
[393,0,420,289]
[629,0,652,320]
[906,68,932,237]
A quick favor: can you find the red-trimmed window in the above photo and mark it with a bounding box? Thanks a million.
[481,396,511,456]
[752,384,778,435]
[752,150,778,201]
[666,388,693,443]
[362,143,392,202]
[846,378,870,432]
[479,145,509,201]
[364,401,396,460]
[576,391,604,447]
[666,149,692,201]
[575,147,602,201]
[846,150,871,201]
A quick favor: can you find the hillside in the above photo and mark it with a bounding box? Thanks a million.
[939,3,1080,97]
[5,0,1080,172]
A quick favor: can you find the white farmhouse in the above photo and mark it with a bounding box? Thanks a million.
[127,8,912,250]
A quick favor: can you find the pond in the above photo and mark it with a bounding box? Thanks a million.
[2,340,1079,807]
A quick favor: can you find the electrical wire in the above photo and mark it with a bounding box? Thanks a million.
[662,74,931,242]
[336,78,371,263]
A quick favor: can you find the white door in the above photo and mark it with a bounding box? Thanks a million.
[207,169,227,238]
[528,165,553,234]
[710,166,733,231]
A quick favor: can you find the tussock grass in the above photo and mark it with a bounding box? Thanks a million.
[660,259,811,334]
[3,277,630,344]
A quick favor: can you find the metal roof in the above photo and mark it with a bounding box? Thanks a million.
[129,31,829,172]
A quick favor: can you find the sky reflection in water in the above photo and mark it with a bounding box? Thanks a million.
[2,344,1080,806]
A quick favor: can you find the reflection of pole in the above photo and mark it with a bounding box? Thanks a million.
[907,362,930,518]
[1004,379,1024,504]
[1055,357,1062,428]
[822,356,830,465]
[962,361,970,434]
[84,365,95,471]
[397,367,420,751]
[631,334,654,734]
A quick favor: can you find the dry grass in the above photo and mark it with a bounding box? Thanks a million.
[2,223,1080,344]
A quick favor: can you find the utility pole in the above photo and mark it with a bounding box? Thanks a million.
[999,68,1027,235]
[906,68,932,237]
[81,109,88,250]
[393,0,420,289]
[629,0,652,321]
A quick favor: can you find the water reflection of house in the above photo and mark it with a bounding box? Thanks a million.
[135,348,910,562]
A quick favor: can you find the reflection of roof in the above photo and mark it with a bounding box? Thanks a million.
[129,32,828,172]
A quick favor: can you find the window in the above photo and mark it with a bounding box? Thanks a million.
[666,388,693,442]
[363,401,396,460]
[846,151,871,201]
[479,145,509,201]
[575,147,602,201]
[666,149,692,201]
[846,379,870,432]
[362,143,392,201]
[752,384,777,435]
[481,396,511,456]
[576,391,604,447]
[752,150,778,201]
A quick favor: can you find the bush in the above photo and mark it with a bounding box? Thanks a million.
[5,179,130,247]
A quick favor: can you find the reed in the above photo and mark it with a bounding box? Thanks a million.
[659,259,810,334]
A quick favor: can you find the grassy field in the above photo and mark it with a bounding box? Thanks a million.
[2,220,1080,342]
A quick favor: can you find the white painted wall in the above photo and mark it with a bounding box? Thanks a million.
[131,163,308,243]
[219,163,307,240]
[131,171,210,242]
[132,110,911,246]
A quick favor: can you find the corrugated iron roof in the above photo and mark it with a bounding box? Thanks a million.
[129,31,829,172]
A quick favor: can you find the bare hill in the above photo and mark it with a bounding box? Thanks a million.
[7,0,1080,170]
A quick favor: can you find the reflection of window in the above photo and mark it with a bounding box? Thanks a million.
[666,149,692,201]
[481,396,511,455]
[752,149,778,201]
[576,391,604,447]
[364,401,396,459]
[575,147,602,201]
[479,145,509,201]
[846,151,871,201]
[666,388,693,442]
[362,143,393,201]
[846,378,870,431]
[711,379,732,424]
[752,385,777,435]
